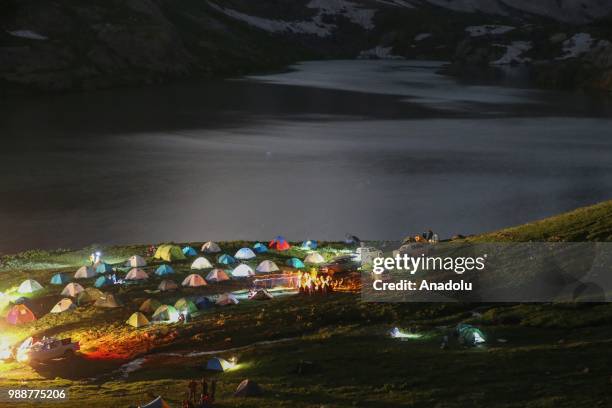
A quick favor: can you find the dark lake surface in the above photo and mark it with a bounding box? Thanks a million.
[1,60,612,253]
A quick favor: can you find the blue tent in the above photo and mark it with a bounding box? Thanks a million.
[286,258,305,269]
[94,275,113,288]
[155,264,174,276]
[195,296,214,310]
[252,242,268,254]
[50,273,70,285]
[95,262,113,274]
[182,246,197,257]
[301,240,318,250]
[205,357,232,372]
[217,254,236,265]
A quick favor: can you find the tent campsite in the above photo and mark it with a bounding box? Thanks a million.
[139,298,162,314]
[158,279,178,291]
[95,262,113,274]
[127,312,150,328]
[234,379,263,397]
[6,304,36,325]
[201,241,221,253]
[256,260,280,273]
[152,305,180,322]
[155,264,174,276]
[287,257,305,268]
[269,236,290,251]
[61,282,85,297]
[216,293,239,306]
[217,254,236,265]
[125,268,149,280]
[206,268,230,282]
[234,247,256,260]
[74,266,96,279]
[18,279,43,294]
[205,357,233,372]
[94,275,114,288]
[126,255,147,267]
[252,242,268,254]
[154,245,186,262]
[301,240,318,249]
[304,252,325,264]
[182,246,197,257]
[77,287,103,305]
[231,263,255,278]
[139,396,171,408]
[191,257,213,270]
[50,273,70,285]
[250,288,273,300]
[50,298,76,313]
[174,298,198,314]
[182,274,207,287]
[94,293,122,308]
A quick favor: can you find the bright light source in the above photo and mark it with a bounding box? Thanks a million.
[390,327,423,339]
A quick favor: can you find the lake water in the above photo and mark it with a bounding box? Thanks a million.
[1,60,611,253]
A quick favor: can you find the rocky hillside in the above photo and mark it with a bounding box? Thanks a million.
[2,0,612,92]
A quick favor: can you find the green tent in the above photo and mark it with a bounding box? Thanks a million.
[456,323,486,346]
[174,298,198,314]
[154,245,186,262]
[152,305,180,322]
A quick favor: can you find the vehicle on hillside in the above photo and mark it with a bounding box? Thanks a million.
[17,337,79,363]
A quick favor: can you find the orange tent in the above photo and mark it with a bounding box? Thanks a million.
[6,304,37,325]
[268,236,290,251]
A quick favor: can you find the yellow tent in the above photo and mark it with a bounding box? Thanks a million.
[127,312,150,328]
[154,245,186,262]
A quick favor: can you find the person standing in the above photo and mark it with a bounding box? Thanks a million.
[201,377,208,397]
[188,379,198,403]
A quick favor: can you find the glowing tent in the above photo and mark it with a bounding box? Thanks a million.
[191,257,213,270]
[217,254,236,265]
[301,240,318,250]
[152,305,180,322]
[154,245,186,262]
[304,252,325,264]
[201,241,221,254]
[206,268,230,282]
[216,293,239,306]
[127,312,150,328]
[50,273,70,285]
[174,298,198,314]
[252,242,268,254]
[206,357,233,372]
[74,266,96,279]
[6,304,36,325]
[94,293,122,308]
[18,279,43,294]
[61,282,85,297]
[140,396,171,408]
[286,258,305,268]
[95,262,113,274]
[231,263,254,278]
[158,279,178,291]
[125,268,149,280]
[269,236,290,251]
[256,260,279,274]
[457,323,486,346]
[139,298,162,314]
[94,275,113,288]
[234,248,256,260]
[234,379,263,397]
[250,289,273,300]
[182,274,207,287]
[126,255,147,267]
[182,246,197,257]
[155,264,174,276]
[50,298,76,313]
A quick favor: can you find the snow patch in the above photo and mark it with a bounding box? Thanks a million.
[414,33,432,42]
[465,25,515,37]
[558,33,594,60]
[376,0,416,8]
[7,30,48,40]
[491,41,532,65]
[358,46,404,60]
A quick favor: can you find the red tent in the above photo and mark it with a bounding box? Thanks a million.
[268,236,291,251]
[6,304,37,325]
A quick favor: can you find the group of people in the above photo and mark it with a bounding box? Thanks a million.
[406,229,439,244]
[297,269,333,295]
[183,378,217,408]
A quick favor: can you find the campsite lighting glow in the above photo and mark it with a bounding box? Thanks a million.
[390,327,424,339]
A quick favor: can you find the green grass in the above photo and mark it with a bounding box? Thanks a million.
[1,201,612,407]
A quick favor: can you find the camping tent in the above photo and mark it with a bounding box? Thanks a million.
[191,257,213,270]
[252,242,268,254]
[206,268,230,282]
[61,282,85,297]
[206,357,233,372]
[74,266,96,279]
[125,268,149,280]
[217,254,236,265]
[126,255,147,267]
[286,258,305,268]
[250,289,273,300]
[234,379,263,397]
[182,274,207,287]
[216,293,239,306]
[182,246,197,257]
[174,298,198,314]
[231,264,254,278]
[139,396,171,408]
[94,275,113,288]
[6,304,36,325]
[139,298,162,314]
[18,279,43,294]
[158,279,178,291]
[155,264,174,276]
[50,273,70,285]
[154,245,186,262]
[95,262,113,274]
[201,241,221,253]
[255,260,279,274]
[234,248,256,260]
[94,293,122,308]
[457,323,486,346]
[269,236,290,251]
[77,287,103,305]
[301,240,318,250]
[195,296,214,310]
[50,298,76,313]
[304,252,325,264]
[152,305,180,322]
[127,312,150,328]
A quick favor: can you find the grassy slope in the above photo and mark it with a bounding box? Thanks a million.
[1,202,612,407]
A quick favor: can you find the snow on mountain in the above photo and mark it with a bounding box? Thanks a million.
[558,33,595,60]
[7,29,48,40]
[491,41,532,65]
[465,25,515,37]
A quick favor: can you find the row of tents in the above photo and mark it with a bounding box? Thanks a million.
[139,379,262,407]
